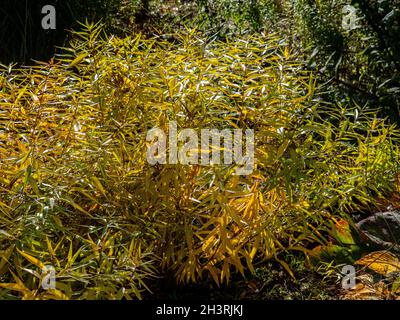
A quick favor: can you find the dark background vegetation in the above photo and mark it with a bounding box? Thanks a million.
[1,0,399,123]
[0,0,139,64]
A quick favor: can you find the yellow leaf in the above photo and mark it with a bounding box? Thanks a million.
[275,256,295,280]
[208,58,219,66]
[202,235,217,252]
[86,235,100,258]
[64,197,92,217]
[67,241,73,264]
[205,265,220,286]
[91,176,107,197]
[15,85,28,104]
[1,271,31,295]
[355,251,400,276]
[46,237,55,257]
[17,249,45,269]
[45,289,69,300]
[69,53,88,68]
[284,47,290,60]
[0,245,14,275]
[249,246,257,260]
[0,282,28,293]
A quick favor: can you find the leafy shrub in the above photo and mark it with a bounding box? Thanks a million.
[0,22,399,299]
[351,0,400,123]
[194,0,281,36]
[288,0,400,124]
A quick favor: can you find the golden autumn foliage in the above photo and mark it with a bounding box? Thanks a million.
[1,22,400,299]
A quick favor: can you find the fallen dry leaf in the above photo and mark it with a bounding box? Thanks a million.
[355,251,400,276]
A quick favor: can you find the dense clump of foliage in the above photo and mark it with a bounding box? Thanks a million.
[1,21,399,299]
[288,0,400,124]
[145,0,400,124]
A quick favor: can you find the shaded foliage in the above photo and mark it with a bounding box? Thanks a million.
[0,0,140,64]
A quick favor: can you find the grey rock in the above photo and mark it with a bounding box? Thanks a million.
[356,211,400,253]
